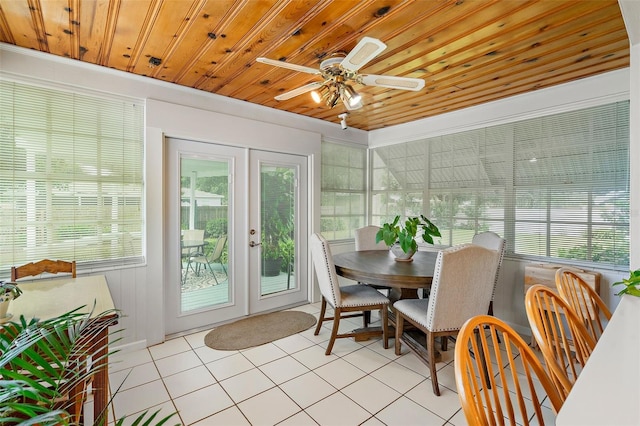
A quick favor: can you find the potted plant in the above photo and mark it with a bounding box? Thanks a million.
[612,269,640,297]
[262,236,284,277]
[0,308,178,425]
[0,280,22,320]
[376,215,441,261]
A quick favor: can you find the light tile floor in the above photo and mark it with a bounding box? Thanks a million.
[106,302,551,426]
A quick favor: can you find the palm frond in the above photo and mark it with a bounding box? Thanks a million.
[0,307,120,422]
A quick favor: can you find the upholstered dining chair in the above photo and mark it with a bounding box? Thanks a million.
[192,235,227,284]
[355,225,391,325]
[525,284,597,401]
[394,243,499,395]
[310,232,390,355]
[354,225,388,251]
[471,231,506,316]
[455,315,564,425]
[555,267,611,343]
[11,259,76,281]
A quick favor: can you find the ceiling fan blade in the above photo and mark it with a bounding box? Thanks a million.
[256,57,320,75]
[274,82,323,101]
[360,74,425,91]
[341,37,387,72]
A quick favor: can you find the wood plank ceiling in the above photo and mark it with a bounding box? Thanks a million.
[0,0,630,131]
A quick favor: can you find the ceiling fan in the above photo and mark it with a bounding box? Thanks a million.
[257,37,425,111]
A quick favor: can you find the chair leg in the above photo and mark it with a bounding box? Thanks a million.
[207,260,219,285]
[314,298,327,336]
[325,307,341,355]
[427,332,440,396]
[381,306,389,349]
[363,310,370,327]
[395,313,404,356]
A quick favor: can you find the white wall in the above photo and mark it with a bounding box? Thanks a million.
[0,43,366,349]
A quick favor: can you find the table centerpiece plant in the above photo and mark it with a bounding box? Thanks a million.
[375,215,441,261]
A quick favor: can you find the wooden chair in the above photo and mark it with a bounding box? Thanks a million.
[525,284,597,400]
[310,233,390,355]
[555,267,611,342]
[11,259,76,281]
[454,315,564,425]
[394,244,499,395]
[472,231,506,316]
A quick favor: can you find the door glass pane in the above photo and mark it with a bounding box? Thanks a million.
[261,164,296,296]
[180,157,230,312]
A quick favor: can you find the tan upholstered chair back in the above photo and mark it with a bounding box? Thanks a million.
[472,231,505,301]
[354,225,388,251]
[310,233,341,307]
[426,244,499,331]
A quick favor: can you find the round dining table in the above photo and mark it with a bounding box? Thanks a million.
[332,249,439,302]
[332,249,441,361]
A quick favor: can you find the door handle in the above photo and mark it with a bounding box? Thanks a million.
[249,228,261,247]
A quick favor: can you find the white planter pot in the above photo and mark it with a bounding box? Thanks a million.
[390,243,416,262]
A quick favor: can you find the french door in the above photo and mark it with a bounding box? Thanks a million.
[165,138,308,335]
[248,150,308,313]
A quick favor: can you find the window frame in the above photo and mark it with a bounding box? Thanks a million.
[0,79,146,275]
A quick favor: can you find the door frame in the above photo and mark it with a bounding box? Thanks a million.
[164,137,315,336]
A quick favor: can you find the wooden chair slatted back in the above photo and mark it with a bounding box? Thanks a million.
[525,285,597,400]
[455,315,564,426]
[555,268,611,342]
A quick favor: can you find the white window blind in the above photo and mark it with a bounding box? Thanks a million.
[369,101,629,268]
[512,102,629,266]
[0,80,145,273]
[320,142,366,240]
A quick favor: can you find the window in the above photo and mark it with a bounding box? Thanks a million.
[370,101,629,268]
[320,142,367,240]
[0,80,145,273]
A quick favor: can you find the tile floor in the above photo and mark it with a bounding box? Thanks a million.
[106,302,553,426]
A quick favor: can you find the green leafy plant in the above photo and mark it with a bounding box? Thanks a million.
[0,281,22,302]
[0,307,178,425]
[376,215,441,253]
[612,269,640,297]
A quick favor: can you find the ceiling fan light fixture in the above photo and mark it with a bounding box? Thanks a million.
[342,84,361,107]
[325,89,340,108]
[311,85,329,103]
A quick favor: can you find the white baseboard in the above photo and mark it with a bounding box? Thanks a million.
[112,339,148,353]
